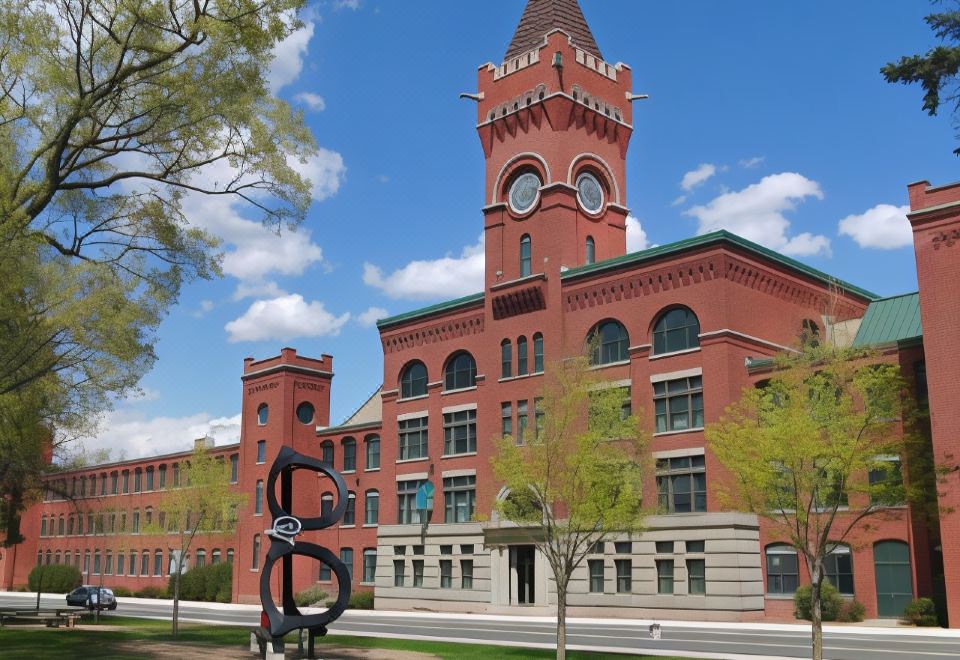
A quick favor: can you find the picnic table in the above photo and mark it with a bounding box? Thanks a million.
[0,608,84,628]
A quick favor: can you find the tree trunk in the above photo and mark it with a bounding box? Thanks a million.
[173,569,180,639]
[35,570,42,611]
[809,563,824,660]
[556,587,567,660]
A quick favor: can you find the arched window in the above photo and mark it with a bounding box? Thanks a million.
[365,434,380,470]
[588,320,630,365]
[257,404,269,425]
[517,336,528,375]
[145,466,154,491]
[533,333,544,373]
[255,480,264,515]
[825,544,854,595]
[444,352,477,390]
[195,548,206,569]
[40,516,47,537]
[586,236,596,265]
[400,361,428,398]
[344,492,356,525]
[342,438,357,471]
[652,307,700,355]
[501,339,512,379]
[321,440,334,465]
[321,492,334,518]
[211,549,221,565]
[158,465,166,489]
[765,543,798,595]
[520,234,532,277]
[226,549,235,564]
[365,490,379,525]
[67,515,75,536]
[251,535,261,570]
[55,551,61,564]
[58,515,64,536]
[172,463,180,487]
[140,550,149,576]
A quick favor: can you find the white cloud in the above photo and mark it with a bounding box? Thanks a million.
[357,306,389,327]
[838,204,913,250]
[363,237,485,300]
[685,172,831,257]
[191,299,215,318]
[232,280,288,301]
[739,156,766,169]
[79,412,242,460]
[334,0,361,9]
[625,215,651,252]
[290,148,347,201]
[122,387,161,404]
[225,294,350,342]
[671,195,687,207]
[269,17,315,93]
[294,92,326,111]
[681,163,718,192]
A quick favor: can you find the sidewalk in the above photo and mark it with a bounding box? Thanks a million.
[6,590,959,638]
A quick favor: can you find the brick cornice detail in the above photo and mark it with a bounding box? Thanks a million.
[381,314,485,354]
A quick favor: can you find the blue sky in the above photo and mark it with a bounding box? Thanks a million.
[87,0,958,458]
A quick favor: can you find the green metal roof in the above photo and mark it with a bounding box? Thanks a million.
[562,230,879,301]
[376,292,484,329]
[852,292,923,348]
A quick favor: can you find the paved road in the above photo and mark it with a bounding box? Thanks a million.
[4,593,960,659]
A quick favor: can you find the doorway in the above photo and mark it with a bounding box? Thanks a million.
[510,545,536,605]
[874,541,913,617]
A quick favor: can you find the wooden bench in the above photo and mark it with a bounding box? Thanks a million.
[0,609,82,628]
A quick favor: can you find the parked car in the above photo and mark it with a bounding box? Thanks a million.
[66,586,117,610]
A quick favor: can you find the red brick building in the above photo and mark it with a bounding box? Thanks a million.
[2,0,957,625]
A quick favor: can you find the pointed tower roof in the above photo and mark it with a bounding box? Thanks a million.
[505,0,602,61]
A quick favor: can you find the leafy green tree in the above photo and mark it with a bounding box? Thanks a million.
[146,445,245,638]
[491,356,650,660]
[707,346,922,660]
[0,0,314,541]
[882,2,960,154]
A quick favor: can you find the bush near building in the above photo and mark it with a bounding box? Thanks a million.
[27,564,81,593]
[294,586,329,607]
[167,563,231,603]
[795,582,843,622]
[134,586,166,599]
[903,597,939,626]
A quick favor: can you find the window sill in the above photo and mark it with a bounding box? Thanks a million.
[588,360,631,371]
[342,470,356,475]
[442,452,477,459]
[766,593,795,600]
[396,457,429,464]
[256,461,265,466]
[441,386,478,396]
[497,372,543,383]
[362,524,378,528]
[653,427,705,437]
[364,468,381,473]
[250,569,260,573]
[341,525,355,529]
[649,347,701,361]
[397,394,429,403]
[360,581,375,586]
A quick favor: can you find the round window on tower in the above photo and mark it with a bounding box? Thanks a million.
[296,402,315,425]
[508,171,541,214]
[576,172,604,214]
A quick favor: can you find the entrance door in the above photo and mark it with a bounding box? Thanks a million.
[874,541,913,617]
[510,545,536,605]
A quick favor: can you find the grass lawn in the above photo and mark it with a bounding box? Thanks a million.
[0,614,694,659]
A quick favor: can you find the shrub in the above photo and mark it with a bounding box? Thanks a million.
[903,597,939,626]
[837,599,865,623]
[349,591,374,610]
[110,586,133,598]
[167,562,232,603]
[294,586,329,607]
[27,564,81,594]
[794,581,843,622]
[14,584,29,592]
[134,586,167,599]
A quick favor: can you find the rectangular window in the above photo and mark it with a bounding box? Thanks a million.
[398,417,428,460]
[397,479,426,524]
[655,540,673,554]
[443,475,476,523]
[656,455,707,513]
[654,376,704,432]
[393,560,405,587]
[365,492,379,525]
[117,553,125,576]
[534,397,544,439]
[319,562,331,581]
[534,334,543,373]
[440,559,453,588]
[517,400,528,445]
[824,548,854,595]
[518,338,528,375]
[145,468,154,491]
[154,551,163,577]
[134,470,142,492]
[614,541,631,554]
[656,559,674,594]
[110,473,118,495]
[615,559,632,593]
[687,559,706,595]
[461,559,474,589]
[343,495,356,525]
[766,547,799,594]
[132,511,140,533]
[101,476,107,496]
[257,440,266,464]
[341,548,354,582]
[344,441,357,471]
[869,458,905,506]
[141,552,149,577]
[413,559,424,587]
[158,465,166,489]
[122,471,129,494]
[366,437,380,470]
[105,552,113,575]
[588,559,604,593]
[230,455,239,483]
[443,409,477,455]
[322,442,334,465]
[501,341,512,379]
[501,402,512,437]
[93,552,101,575]
[255,480,264,515]
[362,550,376,583]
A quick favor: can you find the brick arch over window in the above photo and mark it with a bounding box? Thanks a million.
[651,305,700,355]
[399,360,428,398]
[587,319,629,365]
[444,351,477,391]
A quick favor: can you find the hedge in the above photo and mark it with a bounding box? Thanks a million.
[27,564,81,594]
[167,562,232,603]
[794,581,843,622]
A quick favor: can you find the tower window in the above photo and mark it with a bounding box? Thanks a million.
[257,404,268,426]
[576,172,604,214]
[508,171,541,214]
[586,236,596,265]
[501,339,512,379]
[296,401,315,424]
[520,234,532,277]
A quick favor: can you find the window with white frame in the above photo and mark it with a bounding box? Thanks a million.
[653,375,704,432]
[443,409,476,455]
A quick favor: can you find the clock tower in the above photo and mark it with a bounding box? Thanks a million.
[475,0,635,294]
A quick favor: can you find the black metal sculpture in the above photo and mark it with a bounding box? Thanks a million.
[258,446,351,657]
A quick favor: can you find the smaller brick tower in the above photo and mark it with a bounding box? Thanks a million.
[233,348,334,603]
[907,179,960,627]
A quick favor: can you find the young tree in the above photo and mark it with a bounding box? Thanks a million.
[491,356,650,660]
[882,1,960,154]
[707,346,922,660]
[148,445,245,639]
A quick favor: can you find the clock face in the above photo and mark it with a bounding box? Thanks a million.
[509,172,541,214]
[577,172,604,214]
